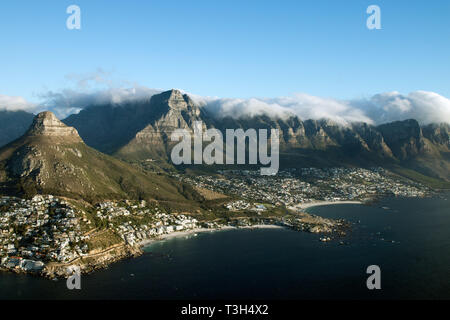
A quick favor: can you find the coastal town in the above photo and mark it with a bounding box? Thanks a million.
[0,195,88,273]
[0,195,205,276]
[176,167,429,211]
[0,167,430,277]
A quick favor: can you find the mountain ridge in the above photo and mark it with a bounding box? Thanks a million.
[60,90,450,184]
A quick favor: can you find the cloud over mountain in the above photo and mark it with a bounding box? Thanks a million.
[192,94,373,125]
[356,91,450,125]
[3,69,450,125]
[192,91,450,125]
[39,86,162,118]
[0,94,37,112]
[37,70,162,118]
[3,70,162,119]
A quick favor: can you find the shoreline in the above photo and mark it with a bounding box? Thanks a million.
[139,224,285,248]
[295,200,363,211]
[0,225,288,279]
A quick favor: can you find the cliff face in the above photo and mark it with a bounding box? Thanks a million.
[422,123,450,147]
[377,119,428,160]
[351,122,393,158]
[115,90,204,160]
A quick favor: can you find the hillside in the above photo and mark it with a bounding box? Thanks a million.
[0,111,202,205]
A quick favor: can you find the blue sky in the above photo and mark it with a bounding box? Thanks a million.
[0,0,449,103]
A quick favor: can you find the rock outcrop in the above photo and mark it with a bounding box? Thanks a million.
[26,111,82,141]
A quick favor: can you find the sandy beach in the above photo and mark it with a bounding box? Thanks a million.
[296,200,363,210]
[139,224,284,248]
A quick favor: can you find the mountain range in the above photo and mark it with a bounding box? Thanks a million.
[1,89,449,189]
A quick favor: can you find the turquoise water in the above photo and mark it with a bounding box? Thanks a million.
[1,194,449,299]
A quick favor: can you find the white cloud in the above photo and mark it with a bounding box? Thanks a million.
[192,96,294,119]
[0,94,37,112]
[192,93,373,125]
[192,91,450,125]
[358,91,450,125]
[38,70,162,118]
[39,86,162,118]
[268,93,373,125]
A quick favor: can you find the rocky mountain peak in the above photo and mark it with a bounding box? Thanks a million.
[167,89,188,109]
[27,111,82,141]
[150,89,192,111]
